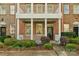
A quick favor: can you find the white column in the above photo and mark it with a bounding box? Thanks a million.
[31,18,33,40]
[45,3,47,13]
[59,3,61,13]
[17,19,20,39]
[58,3,61,44]
[16,3,20,40]
[31,3,33,13]
[78,25,79,36]
[58,19,61,40]
[45,3,47,36]
[45,18,47,36]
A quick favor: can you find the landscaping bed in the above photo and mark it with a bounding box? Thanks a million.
[0,36,53,51]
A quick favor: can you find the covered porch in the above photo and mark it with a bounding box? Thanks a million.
[16,18,61,44]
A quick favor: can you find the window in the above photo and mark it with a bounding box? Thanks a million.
[26,4,31,13]
[10,24,15,34]
[0,5,6,14]
[64,24,69,32]
[10,5,15,14]
[63,4,69,14]
[25,23,31,35]
[20,4,31,13]
[33,4,45,13]
[47,4,59,13]
[36,23,44,35]
[73,4,79,14]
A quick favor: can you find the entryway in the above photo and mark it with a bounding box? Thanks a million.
[73,27,79,36]
[47,27,53,40]
[73,22,79,36]
[0,27,6,36]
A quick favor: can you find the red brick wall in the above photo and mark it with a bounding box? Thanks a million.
[19,20,25,35]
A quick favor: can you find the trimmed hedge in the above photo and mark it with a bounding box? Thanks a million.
[68,37,79,44]
[61,32,77,38]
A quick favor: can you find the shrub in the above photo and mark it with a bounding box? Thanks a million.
[10,40,36,48]
[65,43,76,51]
[43,43,53,49]
[4,38,17,46]
[41,36,50,44]
[12,40,23,48]
[30,40,36,47]
[0,42,4,48]
[22,40,36,48]
[68,37,79,44]
[6,35,11,38]
[61,32,77,38]
[60,36,69,46]
[0,36,6,42]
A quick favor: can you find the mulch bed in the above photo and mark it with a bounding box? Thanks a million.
[0,46,53,51]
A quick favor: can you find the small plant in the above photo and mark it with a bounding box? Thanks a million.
[4,38,17,46]
[43,43,53,49]
[41,36,50,44]
[65,43,76,51]
[0,42,4,48]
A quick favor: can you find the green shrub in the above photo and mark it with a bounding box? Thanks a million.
[22,40,36,48]
[0,42,4,48]
[9,40,36,48]
[65,43,76,51]
[68,37,79,44]
[41,36,50,44]
[61,32,77,38]
[43,43,53,49]
[12,40,23,48]
[4,38,17,46]
[30,40,36,47]
[0,36,6,42]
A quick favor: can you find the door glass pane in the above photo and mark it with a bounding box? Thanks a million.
[25,23,31,35]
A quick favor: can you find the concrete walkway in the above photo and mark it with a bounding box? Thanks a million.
[53,45,67,56]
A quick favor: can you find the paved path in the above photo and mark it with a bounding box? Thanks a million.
[53,45,67,56]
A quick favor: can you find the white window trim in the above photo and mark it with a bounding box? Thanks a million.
[64,24,69,32]
[63,4,69,14]
[0,6,6,14]
[73,5,79,14]
[10,5,15,14]
[25,23,31,35]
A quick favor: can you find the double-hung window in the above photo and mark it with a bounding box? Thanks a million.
[10,5,15,14]
[63,4,69,14]
[73,4,79,14]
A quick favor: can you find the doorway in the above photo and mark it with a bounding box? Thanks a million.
[0,27,6,36]
[73,27,78,36]
[47,27,53,40]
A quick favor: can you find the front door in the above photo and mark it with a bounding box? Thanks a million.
[0,27,6,36]
[73,27,78,36]
[47,27,53,40]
